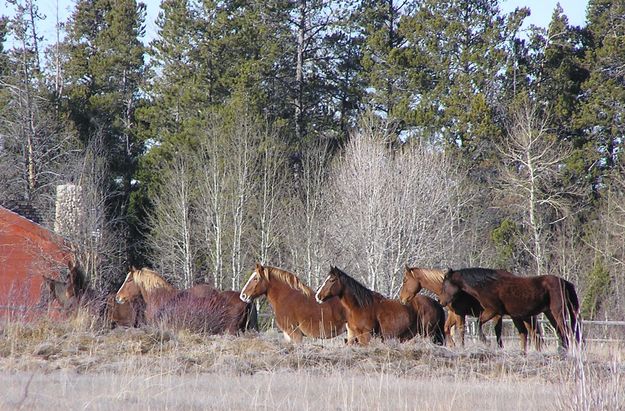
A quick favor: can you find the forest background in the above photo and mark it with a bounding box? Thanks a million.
[1,0,623,322]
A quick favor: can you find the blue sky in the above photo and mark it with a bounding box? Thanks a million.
[16,0,590,48]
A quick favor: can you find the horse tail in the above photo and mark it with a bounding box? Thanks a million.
[245,301,259,332]
[563,279,581,344]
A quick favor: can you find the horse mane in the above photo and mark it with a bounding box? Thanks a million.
[134,268,176,292]
[451,267,501,287]
[262,266,313,297]
[332,267,376,308]
[410,268,446,285]
[68,262,89,296]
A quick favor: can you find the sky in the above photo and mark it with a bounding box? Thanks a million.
[13,0,590,49]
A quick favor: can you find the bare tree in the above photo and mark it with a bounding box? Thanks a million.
[145,150,198,288]
[322,114,463,295]
[58,133,126,291]
[497,97,579,276]
[282,138,333,286]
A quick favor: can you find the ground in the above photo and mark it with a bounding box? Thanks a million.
[0,315,623,410]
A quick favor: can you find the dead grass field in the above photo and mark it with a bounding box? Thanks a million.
[0,315,623,410]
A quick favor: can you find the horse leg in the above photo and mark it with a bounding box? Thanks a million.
[493,315,503,348]
[444,312,457,347]
[524,317,542,352]
[545,310,569,352]
[478,310,499,346]
[284,328,304,344]
[511,318,529,354]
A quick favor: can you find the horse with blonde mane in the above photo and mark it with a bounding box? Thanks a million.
[400,266,504,347]
[116,267,256,334]
[240,263,347,343]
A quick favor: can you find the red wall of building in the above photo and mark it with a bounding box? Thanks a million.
[0,207,71,316]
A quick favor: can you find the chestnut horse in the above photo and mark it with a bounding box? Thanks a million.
[316,266,426,345]
[440,268,580,352]
[115,267,256,334]
[400,266,505,347]
[104,293,145,328]
[239,263,347,343]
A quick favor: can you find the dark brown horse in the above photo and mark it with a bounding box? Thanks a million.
[240,263,347,343]
[115,267,256,334]
[407,294,446,345]
[440,268,580,352]
[316,266,425,345]
[400,266,505,347]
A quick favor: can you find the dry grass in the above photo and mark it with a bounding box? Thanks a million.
[0,313,623,410]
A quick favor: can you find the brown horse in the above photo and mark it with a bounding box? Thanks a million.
[407,294,446,345]
[239,263,346,343]
[39,264,145,327]
[115,267,256,334]
[440,268,580,352]
[38,275,76,313]
[400,266,505,347]
[105,293,146,328]
[316,266,425,345]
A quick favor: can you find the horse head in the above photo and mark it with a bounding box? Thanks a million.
[439,268,459,306]
[315,266,342,303]
[399,266,422,305]
[239,263,267,303]
[116,268,142,304]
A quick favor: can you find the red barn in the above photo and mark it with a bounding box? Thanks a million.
[0,205,71,317]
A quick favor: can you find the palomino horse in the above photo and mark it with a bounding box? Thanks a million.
[400,266,505,347]
[440,268,580,352]
[239,263,347,343]
[115,267,256,334]
[316,266,425,345]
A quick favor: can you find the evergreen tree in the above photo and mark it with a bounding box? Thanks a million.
[576,0,625,194]
[61,0,146,249]
[400,0,527,155]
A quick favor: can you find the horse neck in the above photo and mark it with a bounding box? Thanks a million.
[265,278,309,306]
[415,270,445,295]
[337,286,367,313]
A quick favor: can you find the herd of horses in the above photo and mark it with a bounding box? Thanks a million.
[39,261,582,353]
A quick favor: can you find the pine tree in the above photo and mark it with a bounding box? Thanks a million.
[575,0,625,194]
[61,0,146,248]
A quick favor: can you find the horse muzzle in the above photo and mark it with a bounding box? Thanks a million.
[239,292,251,303]
[115,296,125,304]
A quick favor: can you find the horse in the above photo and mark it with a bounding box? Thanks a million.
[104,293,146,328]
[239,263,347,343]
[440,268,580,352]
[407,294,446,345]
[115,267,256,334]
[39,263,144,327]
[38,275,76,314]
[316,266,427,346]
[400,266,506,348]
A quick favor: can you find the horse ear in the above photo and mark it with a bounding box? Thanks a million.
[256,262,263,272]
[444,268,453,278]
[405,264,410,272]
[131,265,138,272]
